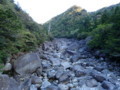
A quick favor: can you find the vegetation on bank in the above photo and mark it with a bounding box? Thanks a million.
[0,0,49,64]
[44,4,120,59]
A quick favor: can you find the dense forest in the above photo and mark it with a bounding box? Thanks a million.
[44,4,120,59]
[0,0,49,65]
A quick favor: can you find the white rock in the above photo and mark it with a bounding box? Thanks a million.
[61,61,71,70]
[67,84,74,88]
[72,78,78,82]
[58,84,69,90]
[30,85,37,90]
[35,84,41,88]
[3,63,12,71]
[41,79,51,89]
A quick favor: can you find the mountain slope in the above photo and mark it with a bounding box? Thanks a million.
[44,5,90,38]
[44,3,120,59]
[0,0,49,64]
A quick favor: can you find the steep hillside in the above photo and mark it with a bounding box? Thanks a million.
[0,0,49,64]
[44,5,90,38]
[44,3,120,59]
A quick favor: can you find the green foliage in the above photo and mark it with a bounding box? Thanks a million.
[44,6,91,38]
[89,24,113,49]
[0,64,4,72]
[77,32,90,39]
[89,5,120,57]
[0,0,49,64]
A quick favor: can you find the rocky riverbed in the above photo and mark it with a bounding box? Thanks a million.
[0,38,120,90]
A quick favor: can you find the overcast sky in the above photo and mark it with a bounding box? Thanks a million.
[14,0,120,24]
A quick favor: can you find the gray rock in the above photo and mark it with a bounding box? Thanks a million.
[47,70,56,79]
[20,78,31,90]
[59,72,71,83]
[30,85,37,90]
[36,68,42,76]
[41,79,51,89]
[35,84,41,88]
[58,84,69,90]
[46,85,60,90]
[79,48,86,53]
[0,74,20,90]
[75,70,86,77]
[61,61,71,69]
[86,79,98,87]
[42,60,52,69]
[40,54,49,60]
[101,69,110,75]
[116,85,120,90]
[49,57,61,66]
[102,81,115,90]
[67,42,80,51]
[3,63,12,71]
[31,76,42,84]
[55,70,64,79]
[70,55,80,62]
[72,64,84,71]
[42,42,51,51]
[80,63,89,68]
[52,53,61,58]
[14,53,42,75]
[94,65,105,72]
[66,50,76,55]
[91,71,106,82]
[78,79,86,87]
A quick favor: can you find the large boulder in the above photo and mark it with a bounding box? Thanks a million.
[0,74,20,90]
[75,70,87,77]
[58,71,72,83]
[85,79,98,87]
[14,53,42,75]
[91,71,106,82]
[102,81,115,90]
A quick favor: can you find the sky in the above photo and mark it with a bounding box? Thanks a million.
[14,0,120,24]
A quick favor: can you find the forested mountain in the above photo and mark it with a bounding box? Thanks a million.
[44,5,89,38]
[0,0,49,64]
[44,3,120,59]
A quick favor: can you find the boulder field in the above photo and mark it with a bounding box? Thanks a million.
[0,38,120,90]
